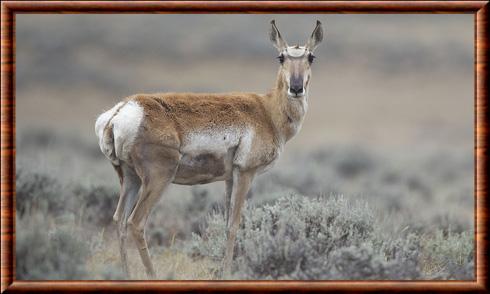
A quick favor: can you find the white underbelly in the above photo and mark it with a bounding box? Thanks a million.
[174,129,242,184]
[174,127,260,184]
[173,150,235,185]
[180,128,242,155]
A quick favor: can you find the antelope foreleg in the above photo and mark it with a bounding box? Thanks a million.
[224,177,233,227]
[222,167,255,278]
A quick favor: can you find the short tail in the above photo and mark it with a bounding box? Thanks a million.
[102,123,119,164]
[95,102,125,165]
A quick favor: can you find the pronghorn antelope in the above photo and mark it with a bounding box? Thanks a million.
[95,20,323,278]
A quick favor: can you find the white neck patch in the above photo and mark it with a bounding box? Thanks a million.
[285,46,307,57]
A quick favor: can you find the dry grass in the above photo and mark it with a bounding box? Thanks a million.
[86,236,218,280]
[418,231,474,279]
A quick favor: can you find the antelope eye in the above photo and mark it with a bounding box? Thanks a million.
[277,54,285,64]
[308,54,316,64]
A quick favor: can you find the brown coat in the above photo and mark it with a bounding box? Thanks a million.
[125,84,304,185]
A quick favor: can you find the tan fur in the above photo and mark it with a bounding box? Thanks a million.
[97,20,323,279]
[129,89,287,164]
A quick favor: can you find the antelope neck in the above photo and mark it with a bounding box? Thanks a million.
[264,68,308,144]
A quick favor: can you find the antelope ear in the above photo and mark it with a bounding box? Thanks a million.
[306,20,323,52]
[269,20,287,52]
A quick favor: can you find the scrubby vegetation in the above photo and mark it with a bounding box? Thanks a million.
[15,169,116,280]
[15,131,474,280]
[16,214,90,279]
[188,195,473,280]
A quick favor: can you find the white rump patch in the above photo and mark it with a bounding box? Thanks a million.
[112,101,144,160]
[95,101,144,162]
[286,46,307,57]
[95,102,123,140]
[95,102,124,160]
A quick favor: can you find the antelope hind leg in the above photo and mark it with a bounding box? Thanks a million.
[128,147,180,279]
[113,164,141,278]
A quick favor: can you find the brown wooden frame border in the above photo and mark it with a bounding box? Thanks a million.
[1,1,488,293]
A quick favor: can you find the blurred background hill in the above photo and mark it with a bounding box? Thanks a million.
[17,14,473,149]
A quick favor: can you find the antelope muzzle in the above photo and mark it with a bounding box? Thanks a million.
[289,76,304,97]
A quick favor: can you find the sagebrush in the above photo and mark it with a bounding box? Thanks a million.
[15,135,474,280]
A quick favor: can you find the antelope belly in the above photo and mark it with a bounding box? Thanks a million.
[173,153,231,185]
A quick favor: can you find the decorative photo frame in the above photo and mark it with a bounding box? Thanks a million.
[1,1,488,292]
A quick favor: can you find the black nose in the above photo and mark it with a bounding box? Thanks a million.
[290,76,304,96]
[290,85,304,95]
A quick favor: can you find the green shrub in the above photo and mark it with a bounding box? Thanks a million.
[16,215,89,280]
[420,230,474,279]
[72,184,118,227]
[15,144,474,280]
[188,194,473,280]
[16,169,64,217]
[188,194,412,279]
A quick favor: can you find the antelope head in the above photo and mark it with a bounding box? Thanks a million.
[270,20,323,98]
